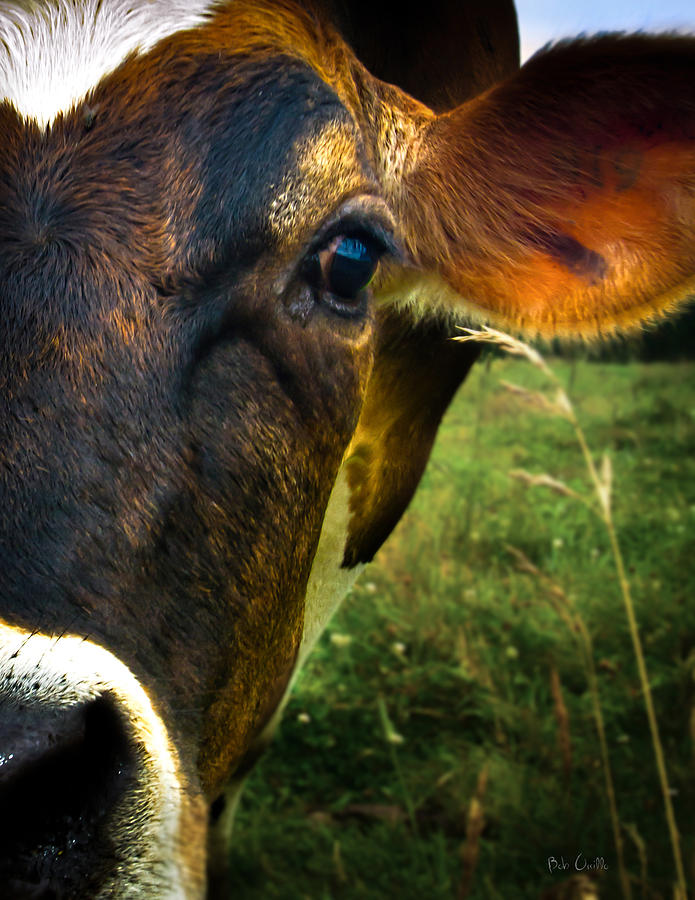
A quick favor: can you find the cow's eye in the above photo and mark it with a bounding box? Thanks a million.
[303,233,383,313]
[327,236,380,298]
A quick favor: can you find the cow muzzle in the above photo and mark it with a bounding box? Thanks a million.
[0,625,205,899]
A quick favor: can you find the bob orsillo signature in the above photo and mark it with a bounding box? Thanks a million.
[548,854,608,874]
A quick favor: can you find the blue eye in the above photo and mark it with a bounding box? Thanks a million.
[327,237,379,299]
[304,233,382,310]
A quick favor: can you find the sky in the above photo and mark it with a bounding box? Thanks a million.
[516,0,695,60]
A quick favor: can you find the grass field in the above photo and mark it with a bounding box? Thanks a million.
[228,354,695,900]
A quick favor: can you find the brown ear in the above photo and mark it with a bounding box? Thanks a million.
[389,36,695,337]
[322,0,519,111]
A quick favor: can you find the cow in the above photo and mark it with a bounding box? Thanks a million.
[0,0,693,896]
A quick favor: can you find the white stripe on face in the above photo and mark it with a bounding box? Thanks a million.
[297,466,364,672]
[0,0,219,127]
[0,623,205,898]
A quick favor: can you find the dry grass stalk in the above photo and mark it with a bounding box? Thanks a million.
[500,379,572,420]
[332,840,347,883]
[455,627,508,747]
[504,545,574,631]
[505,543,543,578]
[461,325,686,900]
[458,764,489,900]
[510,468,584,502]
[623,822,648,900]
[597,453,613,519]
[456,325,551,375]
[550,664,572,782]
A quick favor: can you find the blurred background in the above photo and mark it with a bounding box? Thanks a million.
[517,0,695,60]
[228,4,695,898]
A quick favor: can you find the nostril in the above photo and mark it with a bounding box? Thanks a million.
[0,696,135,898]
[0,703,88,789]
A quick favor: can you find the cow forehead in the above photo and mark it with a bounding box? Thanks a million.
[0,7,377,320]
[0,0,372,194]
[0,0,218,127]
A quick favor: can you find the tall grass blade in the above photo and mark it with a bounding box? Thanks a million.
[549,664,572,783]
[506,544,631,899]
[624,822,648,900]
[458,764,489,899]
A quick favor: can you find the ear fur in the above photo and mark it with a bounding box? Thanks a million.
[388,35,695,338]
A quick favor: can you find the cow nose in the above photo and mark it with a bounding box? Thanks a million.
[0,695,135,897]
[0,702,88,788]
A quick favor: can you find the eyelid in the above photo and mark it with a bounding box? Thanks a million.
[303,195,401,264]
[276,196,400,307]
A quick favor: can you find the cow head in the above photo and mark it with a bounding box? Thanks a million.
[0,0,693,896]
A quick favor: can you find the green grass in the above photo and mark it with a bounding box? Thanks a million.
[228,357,695,899]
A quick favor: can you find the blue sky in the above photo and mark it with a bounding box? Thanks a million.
[516,0,695,60]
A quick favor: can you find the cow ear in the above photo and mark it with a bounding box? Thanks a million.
[389,36,695,337]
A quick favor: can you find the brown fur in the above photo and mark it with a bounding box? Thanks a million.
[395,36,695,336]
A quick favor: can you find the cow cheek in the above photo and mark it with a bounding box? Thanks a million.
[185,332,373,796]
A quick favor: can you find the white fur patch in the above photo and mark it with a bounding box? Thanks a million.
[0,0,219,127]
[0,622,202,898]
[249,467,362,729]
[297,466,364,672]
